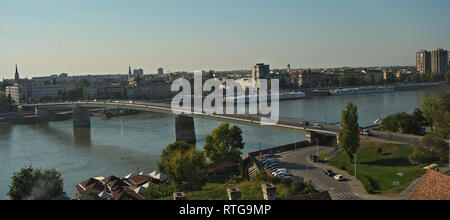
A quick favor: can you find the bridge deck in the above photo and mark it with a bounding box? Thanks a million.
[23,101,339,135]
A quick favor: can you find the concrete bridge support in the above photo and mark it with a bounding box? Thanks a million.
[306,131,336,146]
[34,106,49,115]
[175,115,196,145]
[73,106,91,128]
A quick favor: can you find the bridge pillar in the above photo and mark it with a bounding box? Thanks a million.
[306,131,335,146]
[175,115,196,145]
[73,106,91,128]
[306,131,321,145]
[34,106,49,115]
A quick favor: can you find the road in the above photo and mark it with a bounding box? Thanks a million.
[276,146,362,200]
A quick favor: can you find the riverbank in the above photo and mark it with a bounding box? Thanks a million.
[0,111,73,125]
[300,81,449,97]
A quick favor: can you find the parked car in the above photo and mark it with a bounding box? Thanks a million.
[324,169,335,177]
[266,164,279,169]
[334,174,344,181]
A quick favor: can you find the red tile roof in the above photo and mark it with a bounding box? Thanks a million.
[408,170,450,200]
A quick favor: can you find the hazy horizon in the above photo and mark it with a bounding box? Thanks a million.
[1,0,450,78]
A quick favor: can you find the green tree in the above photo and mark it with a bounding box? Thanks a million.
[364,73,375,85]
[142,183,176,200]
[204,123,245,163]
[434,110,450,139]
[421,97,439,131]
[338,103,360,163]
[8,165,65,200]
[77,78,90,87]
[437,93,450,112]
[409,135,449,165]
[158,141,195,173]
[0,94,13,113]
[163,149,208,191]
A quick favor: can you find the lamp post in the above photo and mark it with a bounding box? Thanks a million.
[316,138,319,163]
[306,156,309,182]
[353,154,357,186]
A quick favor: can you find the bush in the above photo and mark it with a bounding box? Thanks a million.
[143,183,176,200]
[8,165,65,200]
[409,135,449,165]
[289,180,305,195]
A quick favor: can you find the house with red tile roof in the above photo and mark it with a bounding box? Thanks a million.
[76,175,147,200]
[408,170,450,200]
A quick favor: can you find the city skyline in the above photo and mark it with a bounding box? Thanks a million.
[1,0,450,78]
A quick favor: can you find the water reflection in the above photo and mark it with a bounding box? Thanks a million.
[0,124,13,147]
[73,127,92,146]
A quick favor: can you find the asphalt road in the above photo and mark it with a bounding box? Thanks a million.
[276,146,362,200]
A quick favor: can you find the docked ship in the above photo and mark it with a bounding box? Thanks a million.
[330,86,394,96]
[224,91,306,104]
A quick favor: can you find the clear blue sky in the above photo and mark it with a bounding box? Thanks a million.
[1,0,449,78]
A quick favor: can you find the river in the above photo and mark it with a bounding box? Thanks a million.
[0,86,448,199]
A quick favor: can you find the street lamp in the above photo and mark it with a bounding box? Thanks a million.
[306,156,309,182]
[316,138,319,163]
[353,154,357,186]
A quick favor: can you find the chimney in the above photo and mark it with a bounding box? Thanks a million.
[262,184,277,200]
[173,192,186,200]
[226,188,242,200]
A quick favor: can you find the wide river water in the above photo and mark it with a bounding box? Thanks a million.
[0,86,448,199]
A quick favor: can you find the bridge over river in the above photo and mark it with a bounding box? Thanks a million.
[21,100,421,145]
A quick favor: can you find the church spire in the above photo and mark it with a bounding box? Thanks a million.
[15,64,20,82]
[128,65,132,79]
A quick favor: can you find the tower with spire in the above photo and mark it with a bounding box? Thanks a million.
[14,64,20,83]
[128,65,132,79]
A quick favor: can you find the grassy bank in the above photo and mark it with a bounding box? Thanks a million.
[320,139,426,195]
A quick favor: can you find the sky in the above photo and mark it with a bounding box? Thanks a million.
[1,0,450,78]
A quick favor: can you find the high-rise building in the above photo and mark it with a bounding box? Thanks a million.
[158,67,164,75]
[431,48,448,74]
[252,63,270,89]
[416,50,431,74]
[287,64,291,73]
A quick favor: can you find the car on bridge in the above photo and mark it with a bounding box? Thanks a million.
[358,128,373,136]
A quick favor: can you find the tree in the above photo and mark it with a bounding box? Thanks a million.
[0,94,13,113]
[434,110,450,139]
[8,165,65,200]
[158,141,195,173]
[338,103,360,163]
[204,123,245,163]
[364,73,375,85]
[421,97,439,131]
[163,148,208,191]
[78,78,90,87]
[409,135,449,165]
[381,110,426,135]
